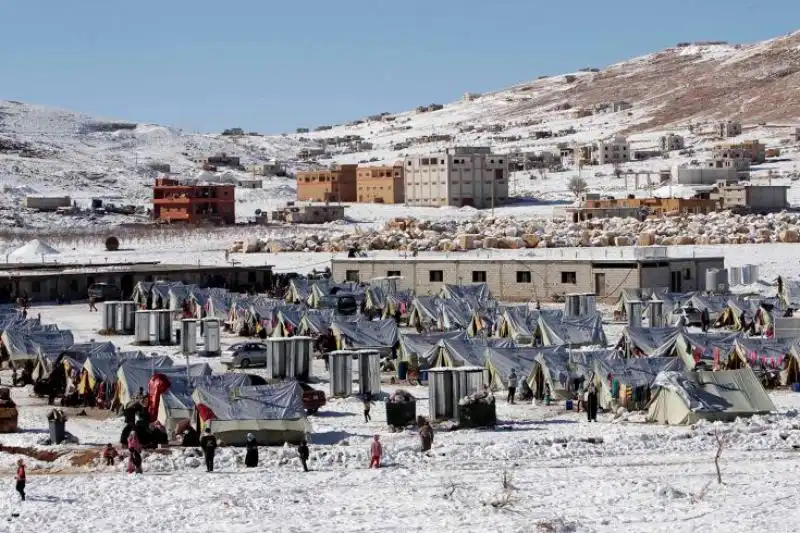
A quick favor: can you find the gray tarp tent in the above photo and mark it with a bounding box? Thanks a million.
[616,327,682,357]
[538,312,607,347]
[193,382,310,445]
[594,356,686,411]
[397,331,466,365]
[114,357,178,405]
[647,368,776,425]
[332,318,399,351]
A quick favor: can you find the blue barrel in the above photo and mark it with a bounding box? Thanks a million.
[792,383,800,393]
[397,361,408,380]
[565,399,574,411]
[49,419,66,445]
[420,370,429,383]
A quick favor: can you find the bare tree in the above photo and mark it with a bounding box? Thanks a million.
[568,176,588,198]
[714,430,726,484]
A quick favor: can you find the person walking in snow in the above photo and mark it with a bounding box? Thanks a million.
[15,459,26,501]
[362,395,372,423]
[507,369,518,404]
[244,433,258,468]
[419,420,434,452]
[127,431,143,474]
[369,434,382,469]
[104,443,118,466]
[200,427,218,472]
[298,439,310,472]
[585,381,598,422]
[89,296,98,312]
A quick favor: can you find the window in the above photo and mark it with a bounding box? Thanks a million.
[387,270,401,277]
[429,270,444,282]
[516,271,532,283]
[440,159,445,164]
[684,268,691,280]
[345,270,360,282]
[472,271,487,282]
[407,161,412,166]
[561,271,577,284]
[421,158,430,165]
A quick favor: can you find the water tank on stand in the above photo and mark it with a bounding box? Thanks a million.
[201,319,220,356]
[154,310,173,345]
[266,338,290,379]
[565,293,581,317]
[103,301,119,333]
[181,319,197,354]
[648,300,664,328]
[288,336,313,381]
[119,301,136,334]
[626,300,643,328]
[728,266,742,286]
[329,350,355,398]
[580,293,596,316]
[453,366,486,416]
[741,265,752,285]
[748,264,759,284]
[356,349,381,399]
[428,367,456,420]
[134,310,150,344]
[705,268,729,294]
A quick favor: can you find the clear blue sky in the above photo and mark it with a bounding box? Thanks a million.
[1,0,797,133]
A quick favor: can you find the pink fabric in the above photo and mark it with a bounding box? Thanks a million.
[127,434,141,452]
[370,440,382,458]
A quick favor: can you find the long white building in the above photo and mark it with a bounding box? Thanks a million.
[404,147,508,208]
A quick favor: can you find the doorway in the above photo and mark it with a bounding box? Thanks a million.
[594,273,606,297]
[670,271,682,292]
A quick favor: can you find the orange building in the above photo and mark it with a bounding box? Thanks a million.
[568,197,718,221]
[152,177,236,224]
[296,164,357,202]
[356,164,405,203]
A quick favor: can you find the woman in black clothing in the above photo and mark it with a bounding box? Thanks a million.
[245,433,258,468]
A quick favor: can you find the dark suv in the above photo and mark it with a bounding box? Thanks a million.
[88,283,122,302]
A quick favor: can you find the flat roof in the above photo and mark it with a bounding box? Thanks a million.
[333,255,723,264]
[0,262,273,278]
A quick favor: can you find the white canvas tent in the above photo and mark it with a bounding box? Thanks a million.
[647,368,776,425]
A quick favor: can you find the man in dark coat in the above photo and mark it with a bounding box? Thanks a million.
[586,381,598,422]
[244,433,258,468]
[700,308,710,332]
[419,421,434,452]
[199,427,218,472]
[315,329,337,371]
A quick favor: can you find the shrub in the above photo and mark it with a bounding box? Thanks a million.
[105,236,120,251]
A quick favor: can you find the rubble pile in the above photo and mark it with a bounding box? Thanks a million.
[230,211,800,253]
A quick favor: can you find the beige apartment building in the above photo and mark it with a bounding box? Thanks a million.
[356,164,405,203]
[404,147,508,208]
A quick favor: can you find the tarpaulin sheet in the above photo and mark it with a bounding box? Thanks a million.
[193,381,306,422]
[332,318,398,349]
[617,326,682,357]
[538,312,606,347]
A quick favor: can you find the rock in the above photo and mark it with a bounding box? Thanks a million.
[483,237,498,249]
[244,238,261,253]
[504,226,520,238]
[638,232,655,246]
[521,234,540,248]
[614,236,631,246]
[675,236,695,245]
[457,234,480,250]
[780,229,799,243]
[504,237,526,249]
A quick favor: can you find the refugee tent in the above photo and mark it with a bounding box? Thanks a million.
[528,348,574,400]
[285,278,312,304]
[729,337,797,386]
[717,297,762,330]
[675,331,740,369]
[594,357,686,411]
[150,372,253,438]
[647,368,776,425]
[308,280,364,309]
[497,307,562,344]
[615,327,681,357]
[781,280,800,308]
[331,318,398,352]
[381,290,413,319]
[397,331,466,365]
[299,309,337,336]
[79,351,147,395]
[438,298,476,331]
[538,312,606,347]
[193,381,310,445]
[131,282,154,307]
[114,357,176,406]
[2,327,74,366]
[485,346,555,391]
[685,294,729,322]
[568,348,617,380]
[439,283,491,307]
[431,336,514,368]
[203,289,234,321]
[150,281,184,309]
[167,284,199,312]
[407,296,443,330]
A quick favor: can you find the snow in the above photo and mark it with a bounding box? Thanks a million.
[5,239,60,262]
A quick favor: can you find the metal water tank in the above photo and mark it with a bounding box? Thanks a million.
[728,266,742,286]
[134,310,150,344]
[748,264,759,283]
[119,301,136,334]
[580,293,596,316]
[266,338,290,379]
[288,336,313,381]
[705,268,729,294]
[202,319,220,355]
[329,350,355,398]
[428,367,455,420]
[565,293,581,317]
[774,317,800,340]
[103,301,119,333]
[453,366,486,399]
[741,265,752,285]
[648,300,664,328]
[357,350,382,398]
[181,319,197,354]
[626,300,643,328]
[154,310,173,345]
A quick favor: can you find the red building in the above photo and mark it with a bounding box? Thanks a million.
[152,178,236,224]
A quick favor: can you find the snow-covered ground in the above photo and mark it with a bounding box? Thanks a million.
[1,304,800,532]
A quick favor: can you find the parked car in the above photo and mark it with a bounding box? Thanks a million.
[87,283,122,302]
[299,382,326,415]
[221,342,268,369]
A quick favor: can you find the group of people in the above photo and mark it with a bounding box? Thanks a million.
[507,369,599,422]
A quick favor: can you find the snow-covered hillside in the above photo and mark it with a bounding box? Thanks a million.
[2,31,800,229]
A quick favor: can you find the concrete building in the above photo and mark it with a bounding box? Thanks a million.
[296,164,358,202]
[332,250,724,301]
[613,101,632,112]
[245,160,285,176]
[675,166,738,185]
[710,182,789,212]
[266,203,345,224]
[356,164,405,204]
[404,147,508,208]
[236,178,263,189]
[23,196,71,212]
[710,146,751,172]
[191,153,241,169]
[567,197,718,221]
[794,127,800,143]
[717,120,742,138]
[152,178,235,224]
[0,262,273,303]
[660,134,685,152]
[733,140,766,164]
[595,136,630,165]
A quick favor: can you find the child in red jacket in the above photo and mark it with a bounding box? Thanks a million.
[103,443,118,466]
[369,435,382,468]
[15,459,25,501]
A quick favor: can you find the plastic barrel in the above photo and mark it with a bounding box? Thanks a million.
[397,361,408,380]
[420,370,429,383]
[565,399,574,410]
[792,383,800,393]
[49,419,66,445]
